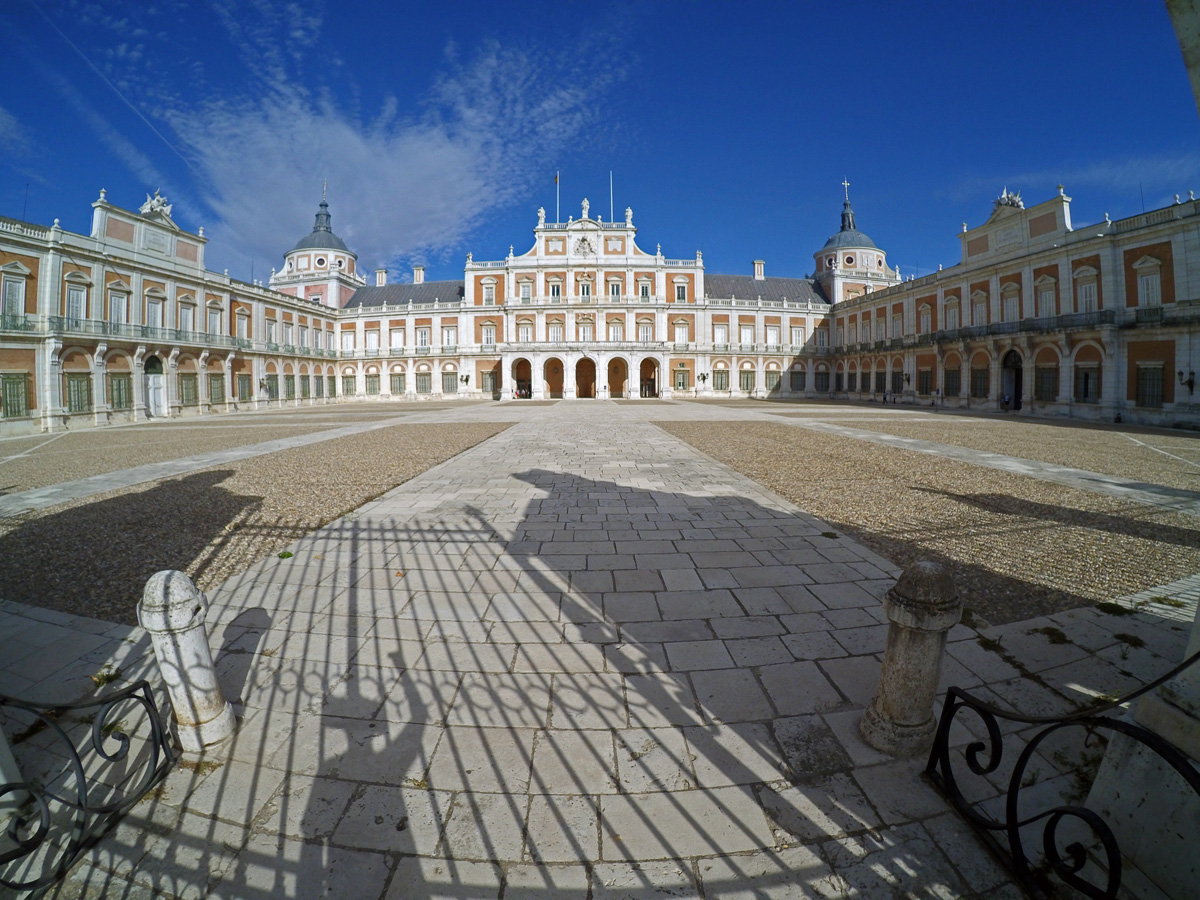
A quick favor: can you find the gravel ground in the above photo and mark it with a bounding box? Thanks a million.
[0,422,507,624]
[816,412,1200,494]
[659,419,1200,626]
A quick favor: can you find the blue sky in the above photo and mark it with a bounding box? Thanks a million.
[2,1,1198,286]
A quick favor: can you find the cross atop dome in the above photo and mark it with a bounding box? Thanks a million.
[842,178,850,202]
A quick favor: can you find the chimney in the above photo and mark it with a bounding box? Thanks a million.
[413,265,425,285]
[753,259,765,280]
[375,269,387,286]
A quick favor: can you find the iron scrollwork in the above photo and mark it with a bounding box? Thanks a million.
[0,680,175,896]
[925,649,1200,900]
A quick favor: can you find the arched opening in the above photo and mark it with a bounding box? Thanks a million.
[608,358,627,398]
[512,358,532,399]
[575,358,596,398]
[143,354,166,416]
[544,358,564,399]
[1002,349,1023,410]
[639,358,658,398]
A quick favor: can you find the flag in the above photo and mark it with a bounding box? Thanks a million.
[555,173,558,184]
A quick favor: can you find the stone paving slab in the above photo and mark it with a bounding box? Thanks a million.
[1,401,1196,899]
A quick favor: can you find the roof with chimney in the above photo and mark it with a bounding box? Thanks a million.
[343,280,465,309]
[703,274,828,304]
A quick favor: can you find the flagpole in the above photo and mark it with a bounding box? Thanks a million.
[556,171,560,224]
[610,170,613,223]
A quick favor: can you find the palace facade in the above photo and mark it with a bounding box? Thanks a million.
[1,185,1198,435]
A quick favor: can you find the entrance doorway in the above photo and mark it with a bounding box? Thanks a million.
[513,358,532,398]
[608,359,627,398]
[639,358,658,398]
[544,358,564,399]
[1002,349,1023,410]
[575,359,596,398]
[145,355,167,417]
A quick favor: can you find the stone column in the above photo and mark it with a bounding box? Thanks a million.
[138,570,235,752]
[861,561,962,756]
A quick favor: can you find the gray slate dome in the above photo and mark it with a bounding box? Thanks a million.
[289,199,354,255]
[822,200,878,251]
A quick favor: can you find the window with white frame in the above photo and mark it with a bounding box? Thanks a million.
[518,322,533,342]
[638,322,653,342]
[675,283,687,302]
[609,282,621,299]
[674,322,689,344]
[876,316,886,340]
[482,324,496,346]
[416,327,430,347]
[299,326,309,347]
[791,326,804,346]
[147,298,163,329]
[341,331,355,351]
[608,321,623,341]
[179,304,195,332]
[390,328,404,348]
[284,323,295,346]
[1135,257,1162,307]
[714,324,728,345]
[483,284,495,304]
[1002,287,1020,321]
[639,282,650,299]
[549,282,562,298]
[442,326,457,347]
[579,281,591,300]
[919,308,930,333]
[1077,280,1098,313]
[835,327,844,346]
[739,324,754,346]
[236,314,249,339]
[519,282,532,302]
[891,313,902,337]
[1,275,24,319]
[109,292,128,325]
[1036,279,1056,318]
[267,320,278,343]
[945,304,959,331]
[366,329,379,351]
[578,322,593,341]
[208,306,221,334]
[67,285,87,325]
[548,322,564,342]
[767,325,780,347]
[815,328,827,348]
[972,294,987,326]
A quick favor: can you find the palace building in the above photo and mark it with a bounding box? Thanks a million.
[1,184,1198,435]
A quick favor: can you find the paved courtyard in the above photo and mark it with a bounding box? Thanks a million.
[1,399,1197,898]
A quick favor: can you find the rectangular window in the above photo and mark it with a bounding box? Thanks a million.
[179,373,198,406]
[299,326,309,348]
[314,376,324,399]
[835,373,844,392]
[917,369,932,395]
[416,328,430,347]
[945,307,959,331]
[970,367,989,399]
[520,283,532,302]
[65,373,92,413]
[815,371,830,392]
[789,370,805,391]
[1074,366,1099,403]
[1034,366,1058,401]
[1136,365,1163,408]
[638,323,653,342]
[835,327,844,347]
[2,277,24,319]
[443,372,459,393]
[67,286,86,325]
[739,369,755,392]
[179,305,195,333]
[891,314,902,337]
[891,371,904,394]
[327,375,336,397]
[875,371,887,394]
[640,283,650,299]
[482,325,496,346]
[208,307,221,334]
[237,315,249,339]
[714,324,728,345]
[366,330,380,351]
[267,320,278,344]
[147,299,163,330]
[578,323,593,342]
[674,369,690,390]
[416,372,432,393]
[1078,281,1098,313]
[390,328,405,349]
[919,309,930,334]
[609,282,621,299]
[765,370,781,392]
[266,374,279,399]
[1003,293,1020,321]
[391,373,406,394]
[713,369,730,390]
[579,282,591,300]
[675,323,689,344]
[518,323,533,342]
[481,371,497,393]
[944,368,961,397]
[483,285,495,304]
[238,373,252,401]
[1138,273,1161,308]
[766,326,780,347]
[365,374,380,395]
[285,374,296,399]
[341,331,355,351]
[1037,288,1055,318]
[790,326,804,347]
[739,325,754,346]
[108,374,132,409]
[548,323,564,342]
[342,374,356,395]
[207,373,225,403]
[549,283,562,298]
[442,326,457,348]
[973,299,987,325]
[301,375,311,398]
[109,292,128,325]
[675,284,686,302]
[608,322,624,342]
[815,328,827,348]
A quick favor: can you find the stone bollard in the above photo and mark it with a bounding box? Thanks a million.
[138,570,235,753]
[860,560,962,756]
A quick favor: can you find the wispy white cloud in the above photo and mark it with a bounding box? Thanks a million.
[0,105,32,157]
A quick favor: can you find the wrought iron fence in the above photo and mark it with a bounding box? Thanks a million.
[925,647,1200,900]
[0,680,175,897]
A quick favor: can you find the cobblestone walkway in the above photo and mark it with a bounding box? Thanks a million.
[1,401,1194,899]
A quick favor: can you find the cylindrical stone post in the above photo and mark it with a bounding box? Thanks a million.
[138,570,235,753]
[860,560,962,756]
